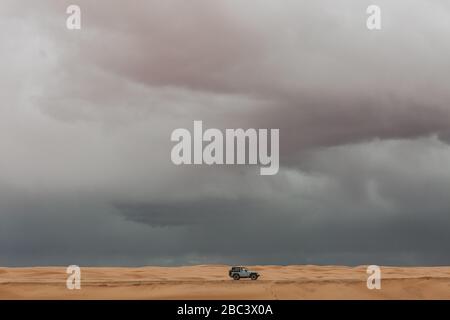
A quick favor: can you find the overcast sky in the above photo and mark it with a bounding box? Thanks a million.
[1,0,450,266]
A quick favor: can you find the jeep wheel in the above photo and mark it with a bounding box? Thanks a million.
[251,274,258,280]
[233,274,240,280]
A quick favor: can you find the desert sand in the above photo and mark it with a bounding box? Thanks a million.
[0,265,449,299]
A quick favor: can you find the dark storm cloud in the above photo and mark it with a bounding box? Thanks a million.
[6,0,450,149]
[0,0,450,266]
[115,200,260,227]
[39,0,450,152]
[113,137,450,265]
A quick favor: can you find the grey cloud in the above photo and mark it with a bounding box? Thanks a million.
[5,0,450,149]
[0,1,449,266]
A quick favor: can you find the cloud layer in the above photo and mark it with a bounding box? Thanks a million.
[0,0,449,266]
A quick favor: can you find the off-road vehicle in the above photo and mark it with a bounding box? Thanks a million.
[228,266,260,280]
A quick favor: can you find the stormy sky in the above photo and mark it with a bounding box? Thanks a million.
[1,0,450,266]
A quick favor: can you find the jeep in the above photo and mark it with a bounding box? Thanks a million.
[228,266,260,280]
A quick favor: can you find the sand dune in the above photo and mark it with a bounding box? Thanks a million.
[0,265,449,299]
